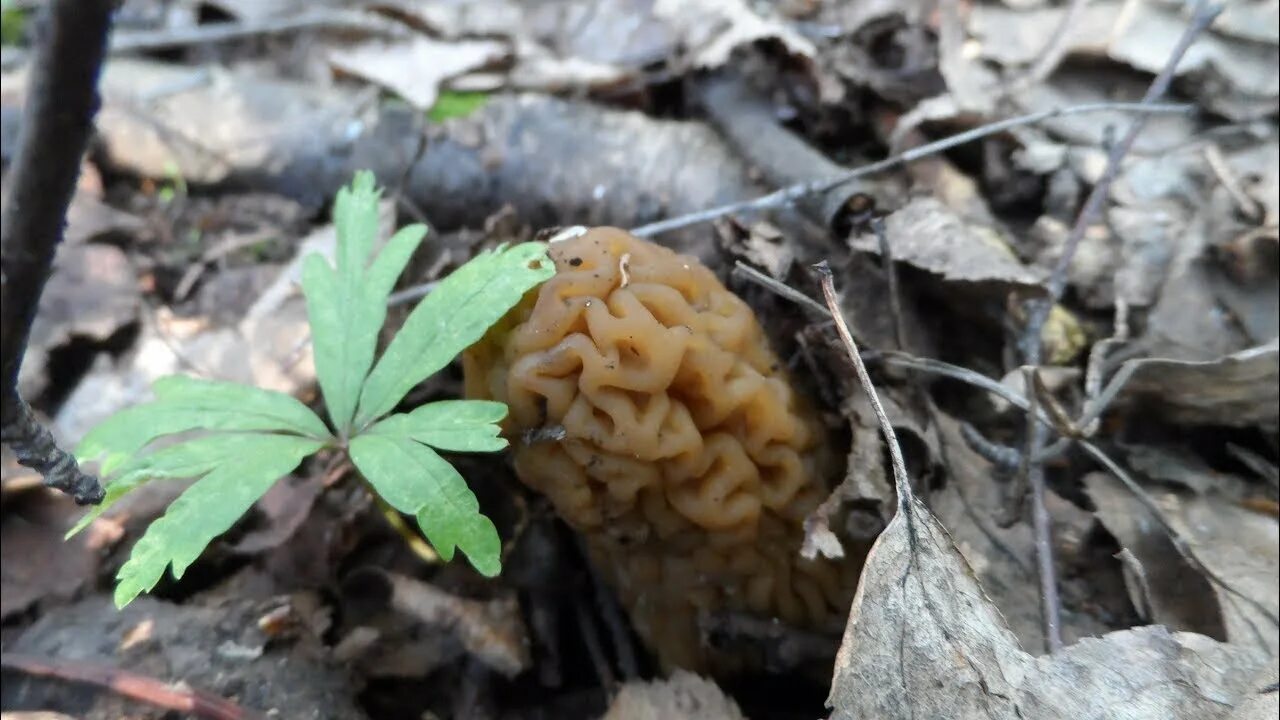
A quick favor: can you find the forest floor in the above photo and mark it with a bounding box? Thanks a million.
[1,1,1277,719]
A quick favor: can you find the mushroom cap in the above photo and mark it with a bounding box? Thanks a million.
[465,227,856,670]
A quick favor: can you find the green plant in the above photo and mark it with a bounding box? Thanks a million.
[0,0,27,45]
[427,91,490,122]
[70,171,554,607]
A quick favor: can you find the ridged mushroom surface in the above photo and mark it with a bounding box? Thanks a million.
[464,227,856,670]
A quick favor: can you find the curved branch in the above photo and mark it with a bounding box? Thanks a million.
[0,0,114,504]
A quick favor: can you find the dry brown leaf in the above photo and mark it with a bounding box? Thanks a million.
[829,494,1269,719]
[652,0,815,69]
[0,489,97,620]
[602,670,745,720]
[852,197,1044,291]
[1086,472,1280,657]
[969,0,1279,120]
[1112,341,1279,428]
[20,242,141,401]
[329,37,507,110]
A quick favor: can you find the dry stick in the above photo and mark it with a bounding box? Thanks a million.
[631,102,1190,238]
[1020,366,1062,652]
[815,262,912,506]
[1,653,262,720]
[1023,1,1223,356]
[873,211,1038,586]
[1015,0,1223,654]
[0,0,113,505]
[109,8,403,53]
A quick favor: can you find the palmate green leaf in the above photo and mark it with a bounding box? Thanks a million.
[354,242,553,429]
[69,432,311,538]
[75,375,329,475]
[302,171,428,434]
[367,400,507,452]
[349,433,500,577]
[113,433,325,608]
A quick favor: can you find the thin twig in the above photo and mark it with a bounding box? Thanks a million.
[1014,0,1222,654]
[1203,144,1265,222]
[1,653,262,720]
[815,262,912,505]
[572,533,640,682]
[731,261,831,318]
[1021,1,1224,358]
[0,0,113,504]
[109,8,403,53]
[869,216,906,351]
[573,595,617,694]
[1021,367,1063,652]
[631,102,1191,238]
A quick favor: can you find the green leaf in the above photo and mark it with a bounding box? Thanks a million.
[75,375,329,475]
[355,242,553,427]
[153,375,329,437]
[302,172,428,434]
[427,91,489,122]
[1,1,28,46]
[349,433,500,577]
[67,426,239,538]
[113,434,324,608]
[369,401,508,452]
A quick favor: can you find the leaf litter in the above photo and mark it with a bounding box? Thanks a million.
[2,0,1278,718]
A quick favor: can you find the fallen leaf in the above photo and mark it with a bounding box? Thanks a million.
[20,243,141,401]
[852,197,1044,291]
[929,414,1115,650]
[603,670,745,720]
[0,490,97,620]
[1086,472,1280,657]
[969,0,1279,120]
[1111,341,1279,429]
[65,192,147,245]
[228,475,323,555]
[329,37,508,111]
[828,492,1269,719]
[653,0,815,69]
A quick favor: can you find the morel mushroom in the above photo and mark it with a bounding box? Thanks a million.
[465,227,856,670]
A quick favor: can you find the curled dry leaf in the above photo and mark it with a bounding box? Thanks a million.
[652,0,815,69]
[1086,472,1280,657]
[828,494,1269,720]
[1112,341,1280,429]
[328,37,508,110]
[850,197,1044,292]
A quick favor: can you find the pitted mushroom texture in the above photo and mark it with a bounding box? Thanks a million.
[464,227,855,669]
